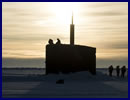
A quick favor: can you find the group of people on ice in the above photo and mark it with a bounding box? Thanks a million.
[108,65,127,77]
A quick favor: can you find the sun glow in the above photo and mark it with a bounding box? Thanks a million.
[50,3,79,24]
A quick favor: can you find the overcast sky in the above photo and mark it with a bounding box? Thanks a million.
[2,2,128,67]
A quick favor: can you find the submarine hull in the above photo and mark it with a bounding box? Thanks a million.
[46,44,96,75]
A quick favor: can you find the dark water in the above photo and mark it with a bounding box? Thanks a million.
[2,68,46,76]
[2,58,128,68]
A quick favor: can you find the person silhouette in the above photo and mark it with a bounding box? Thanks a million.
[108,65,114,77]
[121,66,126,77]
[56,38,61,45]
[48,39,54,45]
[116,65,120,77]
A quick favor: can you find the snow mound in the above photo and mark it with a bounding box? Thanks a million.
[43,71,128,82]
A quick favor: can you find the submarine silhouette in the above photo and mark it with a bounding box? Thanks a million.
[45,14,96,75]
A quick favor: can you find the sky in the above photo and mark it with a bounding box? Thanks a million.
[2,2,128,68]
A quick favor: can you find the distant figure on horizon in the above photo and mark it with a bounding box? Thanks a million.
[56,38,61,45]
[121,66,126,77]
[108,65,114,77]
[48,39,54,45]
[116,65,120,77]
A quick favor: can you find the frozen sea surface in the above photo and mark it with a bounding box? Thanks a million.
[2,68,128,98]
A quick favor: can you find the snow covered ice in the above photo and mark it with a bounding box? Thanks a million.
[2,68,128,98]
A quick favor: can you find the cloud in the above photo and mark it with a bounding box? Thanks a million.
[86,2,128,8]
[87,11,127,16]
[2,2,128,60]
[107,41,128,49]
[2,49,45,58]
[81,2,128,17]
[3,33,67,42]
